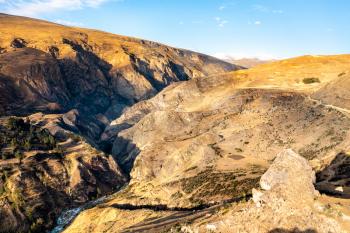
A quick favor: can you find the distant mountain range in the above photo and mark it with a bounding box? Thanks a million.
[225,57,276,68]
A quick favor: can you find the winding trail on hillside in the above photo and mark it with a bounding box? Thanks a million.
[307,96,350,116]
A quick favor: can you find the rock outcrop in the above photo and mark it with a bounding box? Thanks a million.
[0,48,69,115]
[194,150,348,233]
[316,152,350,198]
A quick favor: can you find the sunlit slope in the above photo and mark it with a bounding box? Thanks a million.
[226,55,350,92]
[0,13,238,116]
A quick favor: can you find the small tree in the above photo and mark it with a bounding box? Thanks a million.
[48,135,56,148]
[0,186,5,196]
[10,138,18,148]
[15,151,23,161]
[24,140,31,151]
[7,117,18,129]
[1,153,9,160]
[303,77,320,84]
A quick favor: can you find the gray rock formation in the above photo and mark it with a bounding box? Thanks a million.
[258,149,318,201]
[208,149,347,233]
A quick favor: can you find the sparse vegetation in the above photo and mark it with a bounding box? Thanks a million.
[0,186,5,196]
[302,77,320,84]
[235,148,243,153]
[168,169,261,205]
[171,191,183,199]
[29,217,45,233]
[0,117,58,160]
[184,166,198,172]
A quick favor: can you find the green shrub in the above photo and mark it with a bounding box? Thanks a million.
[29,218,45,233]
[15,151,23,160]
[1,171,8,181]
[2,153,10,160]
[1,117,58,154]
[24,140,32,150]
[0,186,5,196]
[303,77,320,84]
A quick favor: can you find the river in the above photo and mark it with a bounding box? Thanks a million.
[50,185,127,233]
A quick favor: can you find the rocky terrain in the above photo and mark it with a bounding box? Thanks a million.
[64,54,350,233]
[0,14,239,233]
[0,13,238,143]
[98,54,350,206]
[65,150,350,232]
[1,13,350,233]
[0,115,126,232]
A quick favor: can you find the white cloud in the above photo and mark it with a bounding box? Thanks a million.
[55,19,84,27]
[219,5,225,11]
[2,0,114,17]
[253,4,283,14]
[253,4,268,12]
[272,10,284,14]
[214,16,228,28]
[219,20,228,27]
[85,0,110,7]
[254,21,261,25]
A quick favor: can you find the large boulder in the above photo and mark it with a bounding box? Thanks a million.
[257,149,318,205]
[202,149,347,233]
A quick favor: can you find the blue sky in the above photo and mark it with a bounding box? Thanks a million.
[1,0,349,59]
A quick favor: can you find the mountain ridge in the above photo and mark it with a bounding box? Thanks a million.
[1,13,350,233]
[0,13,240,232]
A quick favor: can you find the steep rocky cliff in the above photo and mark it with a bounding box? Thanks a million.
[0,115,127,232]
[0,13,239,117]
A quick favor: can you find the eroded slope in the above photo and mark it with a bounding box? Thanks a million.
[62,54,350,233]
[0,115,127,232]
[0,13,239,117]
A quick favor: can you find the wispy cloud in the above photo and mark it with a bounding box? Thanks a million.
[253,4,269,12]
[219,5,225,11]
[218,1,237,11]
[253,4,283,14]
[214,17,228,28]
[1,0,115,17]
[248,20,262,26]
[272,9,284,14]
